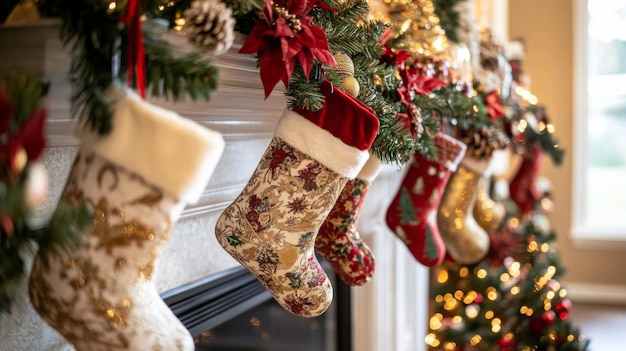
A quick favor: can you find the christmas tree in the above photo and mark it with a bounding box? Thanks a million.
[423,2,588,346]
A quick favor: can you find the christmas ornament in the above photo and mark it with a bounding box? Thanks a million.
[215,79,379,317]
[315,154,381,286]
[386,133,466,267]
[340,76,360,98]
[332,52,360,97]
[333,52,355,78]
[472,176,505,232]
[239,0,335,98]
[437,155,491,264]
[184,0,236,57]
[29,87,225,351]
[556,299,572,320]
[509,144,543,216]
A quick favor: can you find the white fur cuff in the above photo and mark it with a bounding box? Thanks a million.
[78,89,225,204]
[357,153,381,182]
[274,109,369,179]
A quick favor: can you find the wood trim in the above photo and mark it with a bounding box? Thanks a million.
[563,282,626,305]
[161,261,352,348]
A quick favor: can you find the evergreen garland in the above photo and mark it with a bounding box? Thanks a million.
[432,0,463,43]
[37,0,227,135]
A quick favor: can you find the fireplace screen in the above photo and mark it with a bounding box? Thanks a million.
[163,261,350,351]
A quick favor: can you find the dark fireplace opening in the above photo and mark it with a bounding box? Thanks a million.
[162,260,351,351]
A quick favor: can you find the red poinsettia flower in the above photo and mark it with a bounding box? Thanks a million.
[0,108,47,175]
[0,87,47,176]
[395,66,446,139]
[239,0,336,98]
[485,89,506,122]
[379,28,411,68]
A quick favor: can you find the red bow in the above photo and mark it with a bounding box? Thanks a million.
[239,0,335,98]
[119,0,145,98]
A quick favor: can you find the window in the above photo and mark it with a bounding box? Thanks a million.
[573,0,626,240]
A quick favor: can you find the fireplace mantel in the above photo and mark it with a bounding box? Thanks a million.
[0,20,429,351]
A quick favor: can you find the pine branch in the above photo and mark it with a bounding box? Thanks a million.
[432,0,463,43]
[143,33,219,101]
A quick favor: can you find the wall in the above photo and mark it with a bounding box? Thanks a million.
[509,0,626,299]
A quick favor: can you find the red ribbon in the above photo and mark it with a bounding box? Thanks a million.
[119,0,145,98]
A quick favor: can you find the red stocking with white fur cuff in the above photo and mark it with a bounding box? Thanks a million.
[28,88,225,351]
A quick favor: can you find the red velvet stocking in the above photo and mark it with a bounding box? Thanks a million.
[293,79,379,151]
[509,144,543,216]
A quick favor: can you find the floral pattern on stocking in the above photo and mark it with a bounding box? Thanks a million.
[216,138,347,317]
[316,178,375,286]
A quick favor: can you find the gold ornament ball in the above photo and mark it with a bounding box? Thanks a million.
[334,52,354,79]
[341,76,360,98]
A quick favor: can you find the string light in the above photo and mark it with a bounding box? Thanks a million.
[465,304,480,319]
[430,314,443,330]
[491,318,502,333]
[444,342,457,350]
[500,272,510,282]
[425,333,440,347]
[463,290,478,304]
[459,267,469,277]
[476,268,488,279]
[437,269,449,283]
[486,287,498,301]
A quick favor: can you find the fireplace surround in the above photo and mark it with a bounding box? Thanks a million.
[163,262,352,351]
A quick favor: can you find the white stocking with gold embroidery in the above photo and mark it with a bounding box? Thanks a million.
[28,88,224,351]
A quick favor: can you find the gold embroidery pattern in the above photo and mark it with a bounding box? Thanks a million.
[215,138,346,317]
[29,150,194,350]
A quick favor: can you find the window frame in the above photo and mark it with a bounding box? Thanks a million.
[571,0,626,248]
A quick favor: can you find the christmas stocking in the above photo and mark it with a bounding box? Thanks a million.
[315,154,381,286]
[385,133,466,267]
[437,155,491,265]
[473,174,505,232]
[509,144,543,216]
[28,88,225,351]
[215,79,379,317]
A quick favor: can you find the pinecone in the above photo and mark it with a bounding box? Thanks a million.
[184,0,235,57]
[460,127,510,159]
